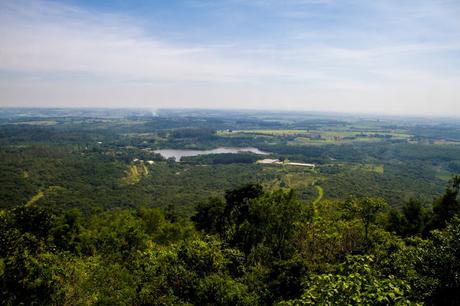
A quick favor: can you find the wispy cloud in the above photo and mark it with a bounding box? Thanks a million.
[0,0,459,115]
[0,1,287,83]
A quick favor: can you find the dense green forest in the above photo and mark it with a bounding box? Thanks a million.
[1,108,460,305]
[1,180,460,305]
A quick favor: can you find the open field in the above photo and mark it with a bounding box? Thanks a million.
[219,128,413,145]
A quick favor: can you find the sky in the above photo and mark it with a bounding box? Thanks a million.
[0,0,459,116]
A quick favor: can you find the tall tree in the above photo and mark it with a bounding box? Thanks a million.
[428,176,460,231]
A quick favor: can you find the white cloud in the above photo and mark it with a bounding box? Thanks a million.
[0,1,299,83]
[0,0,459,116]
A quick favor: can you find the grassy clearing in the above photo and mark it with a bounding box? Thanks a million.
[121,165,141,185]
[335,163,385,174]
[313,185,324,205]
[265,168,320,197]
[120,162,150,185]
[260,166,316,191]
[358,164,384,174]
[435,169,454,181]
[24,186,65,207]
[220,129,412,145]
[372,165,385,174]
[312,185,324,216]
[239,129,311,135]
[13,120,58,126]
[26,191,44,207]
[433,139,460,145]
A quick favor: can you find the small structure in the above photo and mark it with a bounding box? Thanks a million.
[257,159,280,164]
[256,159,315,168]
[286,162,315,168]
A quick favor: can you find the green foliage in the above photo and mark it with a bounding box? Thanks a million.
[383,216,460,305]
[80,210,149,262]
[192,197,226,234]
[296,211,365,271]
[194,184,304,262]
[344,197,387,245]
[448,161,460,173]
[244,189,303,260]
[280,255,417,306]
[428,176,460,230]
[1,163,460,304]
[134,237,256,305]
[0,206,62,305]
[387,199,428,237]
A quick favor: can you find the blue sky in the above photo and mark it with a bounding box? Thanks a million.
[0,0,459,115]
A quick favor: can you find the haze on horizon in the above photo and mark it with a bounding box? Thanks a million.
[0,0,459,116]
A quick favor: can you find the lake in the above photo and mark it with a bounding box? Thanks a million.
[154,147,269,161]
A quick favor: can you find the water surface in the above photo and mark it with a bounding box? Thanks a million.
[154,147,268,161]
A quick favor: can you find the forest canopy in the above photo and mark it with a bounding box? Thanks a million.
[1,178,459,305]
